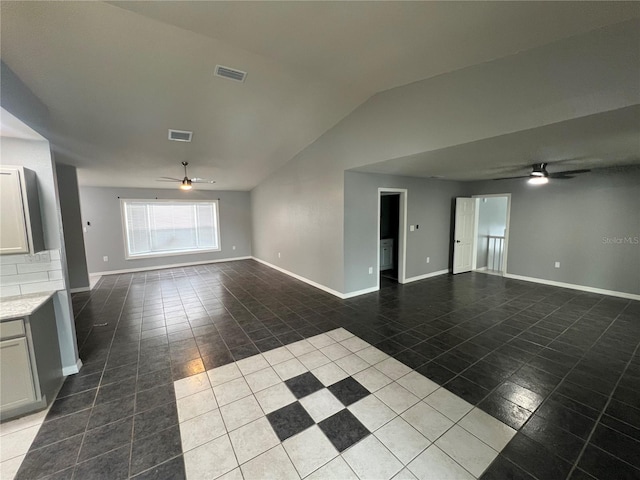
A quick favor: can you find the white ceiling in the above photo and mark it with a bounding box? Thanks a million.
[1,1,639,189]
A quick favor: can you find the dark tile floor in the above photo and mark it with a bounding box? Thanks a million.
[16,260,640,479]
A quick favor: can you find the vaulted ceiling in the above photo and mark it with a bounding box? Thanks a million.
[1,1,639,189]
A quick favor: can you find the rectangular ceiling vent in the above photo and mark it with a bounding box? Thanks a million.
[168,129,193,142]
[215,65,247,83]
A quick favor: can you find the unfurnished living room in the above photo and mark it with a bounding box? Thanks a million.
[0,2,639,480]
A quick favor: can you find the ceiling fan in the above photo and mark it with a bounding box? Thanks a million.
[157,162,215,190]
[494,162,591,184]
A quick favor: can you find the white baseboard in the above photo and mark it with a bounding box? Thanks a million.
[342,286,380,299]
[62,358,83,376]
[474,268,504,277]
[251,257,351,299]
[90,256,252,277]
[403,269,450,284]
[504,273,640,301]
[69,286,91,293]
[253,259,453,299]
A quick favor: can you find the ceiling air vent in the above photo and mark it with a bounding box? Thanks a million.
[168,129,193,142]
[215,65,247,83]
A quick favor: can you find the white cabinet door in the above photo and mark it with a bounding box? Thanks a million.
[0,168,30,255]
[0,337,37,410]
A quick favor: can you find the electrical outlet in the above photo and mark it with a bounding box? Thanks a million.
[278,252,281,258]
[103,256,109,262]
[426,257,430,263]
[368,267,373,274]
[409,225,415,232]
[554,261,560,268]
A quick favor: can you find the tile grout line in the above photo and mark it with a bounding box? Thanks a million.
[565,340,640,479]
[489,297,636,480]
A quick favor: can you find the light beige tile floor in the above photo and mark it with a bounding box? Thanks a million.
[174,328,517,479]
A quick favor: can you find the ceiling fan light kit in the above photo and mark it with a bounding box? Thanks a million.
[180,178,192,190]
[528,176,549,185]
[528,163,549,185]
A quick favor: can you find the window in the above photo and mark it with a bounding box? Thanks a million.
[121,199,220,259]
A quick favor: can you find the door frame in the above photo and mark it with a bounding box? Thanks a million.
[377,188,407,289]
[471,193,511,275]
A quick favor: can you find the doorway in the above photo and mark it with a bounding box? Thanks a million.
[472,195,510,276]
[452,194,510,276]
[380,193,400,280]
[377,188,407,288]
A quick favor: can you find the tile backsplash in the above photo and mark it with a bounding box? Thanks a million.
[0,249,65,298]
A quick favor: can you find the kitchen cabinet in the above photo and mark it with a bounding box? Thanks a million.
[0,166,45,255]
[0,294,63,421]
[0,336,37,411]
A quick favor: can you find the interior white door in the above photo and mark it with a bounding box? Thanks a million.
[453,197,475,274]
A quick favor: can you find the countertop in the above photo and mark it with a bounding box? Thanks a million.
[0,291,56,321]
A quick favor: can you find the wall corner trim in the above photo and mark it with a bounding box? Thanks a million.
[69,286,91,293]
[403,269,450,284]
[62,358,83,376]
[504,273,640,301]
[342,286,380,299]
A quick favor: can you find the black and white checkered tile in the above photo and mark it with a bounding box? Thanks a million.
[174,328,517,479]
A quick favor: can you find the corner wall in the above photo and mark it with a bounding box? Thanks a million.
[56,163,90,290]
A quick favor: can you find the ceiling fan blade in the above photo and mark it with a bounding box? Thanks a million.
[492,175,529,181]
[157,177,182,181]
[551,169,591,176]
[549,169,591,179]
[191,178,216,183]
[548,174,577,179]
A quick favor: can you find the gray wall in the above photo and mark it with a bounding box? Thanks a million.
[344,171,465,292]
[56,163,90,290]
[251,160,345,292]
[0,62,50,137]
[476,197,508,269]
[251,21,640,295]
[80,187,252,274]
[465,168,640,295]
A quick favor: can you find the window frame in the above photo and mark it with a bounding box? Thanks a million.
[120,198,221,260]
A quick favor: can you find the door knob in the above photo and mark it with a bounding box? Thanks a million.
[455,240,461,243]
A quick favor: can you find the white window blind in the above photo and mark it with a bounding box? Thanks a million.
[122,200,220,259]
